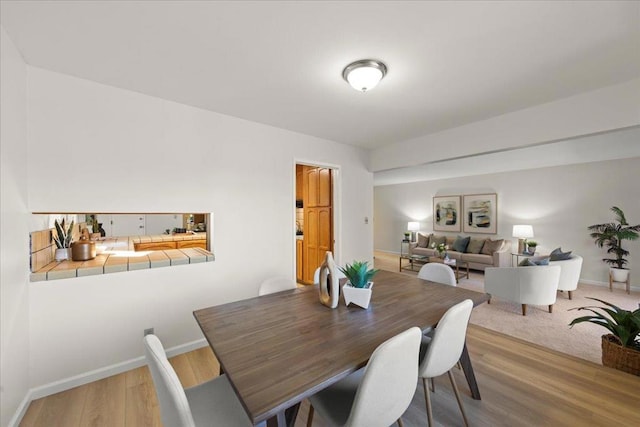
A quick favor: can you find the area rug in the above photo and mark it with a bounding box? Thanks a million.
[374,252,640,364]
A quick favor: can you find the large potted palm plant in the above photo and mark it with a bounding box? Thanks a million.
[588,206,640,283]
[569,297,640,375]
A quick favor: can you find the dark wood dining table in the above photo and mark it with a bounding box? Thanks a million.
[193,269,489,427]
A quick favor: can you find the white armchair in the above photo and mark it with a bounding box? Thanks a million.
[550,255,583,300]
[484,266,561,316]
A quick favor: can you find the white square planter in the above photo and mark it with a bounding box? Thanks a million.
[342,282,373,309]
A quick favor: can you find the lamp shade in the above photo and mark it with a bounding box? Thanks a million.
[407,222,420,231]
[512,225,534,239]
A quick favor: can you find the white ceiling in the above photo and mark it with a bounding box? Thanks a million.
[1,1,639,150]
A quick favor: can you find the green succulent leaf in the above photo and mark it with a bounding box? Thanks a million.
[339,261,379,288]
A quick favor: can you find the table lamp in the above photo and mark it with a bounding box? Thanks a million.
[407,221,419,242]
[512,225,534,254]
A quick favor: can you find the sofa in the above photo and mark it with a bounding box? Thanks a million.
[409,233,511,271]
[484,265,561,315]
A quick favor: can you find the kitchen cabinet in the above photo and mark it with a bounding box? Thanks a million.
[296,165,303,201]
[296,239,303,282]
[134,239,206,251]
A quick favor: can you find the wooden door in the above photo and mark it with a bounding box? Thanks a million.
[304,208,319,283]
[318,168,331,206]
[317,207,332,267]
[305,167,319,207]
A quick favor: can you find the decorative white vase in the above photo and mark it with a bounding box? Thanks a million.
[342,282,373,309]
[318,252,339,309]
[610,267,630,283]
[55,248,71,261]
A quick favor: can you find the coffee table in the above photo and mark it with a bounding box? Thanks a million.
[427,256,470,283]
[399,253,428,272]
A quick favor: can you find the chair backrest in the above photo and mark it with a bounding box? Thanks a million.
[485,266,561,305]
[419,299,473,378]
[417,263,457,286]
[258,276,297,296]
[551,254,583,291]
[313,267,346,285]
[346,327,421,427]
[144,334,195,427]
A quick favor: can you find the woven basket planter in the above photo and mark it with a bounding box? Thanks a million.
[601,334,640,376]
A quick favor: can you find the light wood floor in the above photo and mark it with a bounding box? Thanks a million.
[20,325,640,427]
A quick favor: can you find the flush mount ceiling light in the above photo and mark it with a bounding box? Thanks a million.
[342,59,387,92]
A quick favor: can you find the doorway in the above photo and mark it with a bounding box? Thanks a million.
[295,163,337,285]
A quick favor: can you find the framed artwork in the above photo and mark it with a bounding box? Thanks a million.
[433,195,461,232]
[463,193,498,234]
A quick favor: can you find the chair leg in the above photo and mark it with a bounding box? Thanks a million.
[430,377,435,392]
[548,304,553,313]
[397,418,404,427]
[306,404,314,427]
[447,370,470,427]
[568,290,573,300]
[521,304,527,316]
[423,378,434,427]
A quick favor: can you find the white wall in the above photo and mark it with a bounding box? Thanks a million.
[372,78,640,172]
[0,27,30,427]
[374,157,640,286]
[26,68,373,390]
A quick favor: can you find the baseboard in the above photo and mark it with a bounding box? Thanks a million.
[8,391,33,427]
[10,338,208,426]
[579,278,639,292]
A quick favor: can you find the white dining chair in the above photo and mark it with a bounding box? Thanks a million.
[306,327,421,427]
[417,263,457,286]
[144,334,263,427]
[313,267,346,285]
[419,299,473,427]
[258,276,297,296]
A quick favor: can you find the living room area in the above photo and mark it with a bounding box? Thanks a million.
[374,149,640,366]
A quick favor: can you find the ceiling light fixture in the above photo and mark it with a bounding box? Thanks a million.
[342,59,387,92]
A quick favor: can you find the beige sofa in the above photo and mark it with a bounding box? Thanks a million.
[409,234,511,271]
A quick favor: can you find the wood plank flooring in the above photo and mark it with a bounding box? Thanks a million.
[20,326,640,427]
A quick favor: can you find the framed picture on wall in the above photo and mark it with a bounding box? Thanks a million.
[433,195,461,232]
[463,193,497,234]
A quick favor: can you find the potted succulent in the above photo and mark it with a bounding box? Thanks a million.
[569,297,640,375]
[588,206,640,283]
[403,232,411,241]
[339,261,379,309]
[53,218,75,261]
[526,240,538,255]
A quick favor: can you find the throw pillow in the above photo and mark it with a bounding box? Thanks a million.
[533,257,550,266]
[429,235,446,247]
[518,256,551,266]
[417,233,430,248]
[518,258,536,266]
[452,236,470,253]
[549,247,572,261]
[481,239,504,255]
[466,238,485,254]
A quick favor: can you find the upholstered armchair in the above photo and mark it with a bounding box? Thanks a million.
[550,255,583,300]
[484,266,561,316]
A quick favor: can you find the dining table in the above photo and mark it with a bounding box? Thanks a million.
[193,269,489,427]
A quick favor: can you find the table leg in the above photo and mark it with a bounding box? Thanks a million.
[459,342,481,400]
[266,403,301,427]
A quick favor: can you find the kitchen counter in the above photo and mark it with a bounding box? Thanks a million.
[30,233,213,282]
